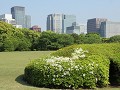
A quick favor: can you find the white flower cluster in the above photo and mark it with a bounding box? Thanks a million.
[46,56,73,72]
[45,48,89,71]
[72,48,88,60]
[44,48,89,83]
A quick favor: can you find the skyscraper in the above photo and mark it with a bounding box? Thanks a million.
[63,15,76,33]
[100,21,120,38]
[11,6,31,28]
[25,15,31,28]
[11,6,25,28]
[47,14,63,34]
[47,14,76,34]
[87,18,107,33]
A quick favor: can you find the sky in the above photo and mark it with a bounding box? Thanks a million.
[0,0,120,31]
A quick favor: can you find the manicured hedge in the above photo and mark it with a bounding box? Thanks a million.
[52,43,120,58]
[24,43,120,89]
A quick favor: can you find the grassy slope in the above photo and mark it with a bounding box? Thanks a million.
[0,51,119,90]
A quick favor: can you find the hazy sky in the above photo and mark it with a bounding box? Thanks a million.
[0,0,120,31]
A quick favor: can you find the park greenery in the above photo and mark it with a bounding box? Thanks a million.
[0,21,120,52]
[24,43,120,89]
[0,21,120,89]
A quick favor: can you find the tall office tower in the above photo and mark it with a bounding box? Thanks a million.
[25,15,31,28]
[87,18,107,33]
[100,21,120,38]
[11,6,25,28]
[11,6,31,28]
[63,15,76,33]
[47,14,63,34]
[47,14,76,34]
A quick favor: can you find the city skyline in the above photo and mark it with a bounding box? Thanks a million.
[1,0,120,31]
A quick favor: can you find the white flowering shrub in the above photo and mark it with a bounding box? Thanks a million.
[24,47,110,89]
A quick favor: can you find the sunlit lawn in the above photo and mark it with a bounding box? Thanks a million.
[0,51,119,90]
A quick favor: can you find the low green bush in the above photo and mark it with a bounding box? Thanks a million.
[24,47,110,89]
[109,53,120,85]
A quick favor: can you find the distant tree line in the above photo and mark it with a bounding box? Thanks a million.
[0,21,120,51]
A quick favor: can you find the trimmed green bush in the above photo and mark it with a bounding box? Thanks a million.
[24,45,111,89]
[52,43,120,58]
[24,43,120,89]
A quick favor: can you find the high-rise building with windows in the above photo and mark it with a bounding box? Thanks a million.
[47,14,76,34]
[11,6,25,27]
[25,15,31,28]
[87,18,107,33]
[11,6,31,28]
[100,21,120,38]
[47,14,63,34]
[63,15,76,33]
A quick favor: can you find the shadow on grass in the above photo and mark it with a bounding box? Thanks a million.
[15,74,32,86]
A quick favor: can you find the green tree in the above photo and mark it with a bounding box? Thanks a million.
[84,33,102,44]
[109,35,120,43]
[58,34,74,47]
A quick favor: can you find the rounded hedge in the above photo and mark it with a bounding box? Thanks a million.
[24,47,110,89]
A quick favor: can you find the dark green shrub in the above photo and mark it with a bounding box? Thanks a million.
[109,53,120,85]
[109,35,120,43]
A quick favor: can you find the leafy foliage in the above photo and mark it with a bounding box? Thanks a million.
[109,35,120,43]
[0,21,120,51]
[0,21,40,51]
[24,44,118,89]
[109,53,120,85]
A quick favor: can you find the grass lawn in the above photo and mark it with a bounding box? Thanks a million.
[0,51,119,90]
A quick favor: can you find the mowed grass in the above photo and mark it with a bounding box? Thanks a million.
[0,51,119,90]
[0,51,54,90]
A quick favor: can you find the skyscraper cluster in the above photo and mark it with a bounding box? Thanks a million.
[87,18,120,38]
[47,14,86,34]
[47,14,120,38]
[0,6,31,28]
[0,6,120,37]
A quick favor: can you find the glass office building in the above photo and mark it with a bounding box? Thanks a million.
[11,6,31,28]
[87,18,107,33]
[25,15,31,28]
[63,15,76,33]
[47,14,63,34]
[100,21,120,38]
[47,14,76,34]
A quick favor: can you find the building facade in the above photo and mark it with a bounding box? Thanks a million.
[11,6,31,28]
[63,15,76,33]
[100,21,120,38]
[66,22,87,35]
[25,15,31,28]
[47,14,63,34]
[0,14,16,25]
[87,18,107,33]
[47,14,76,34]
[30,25,41,32]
